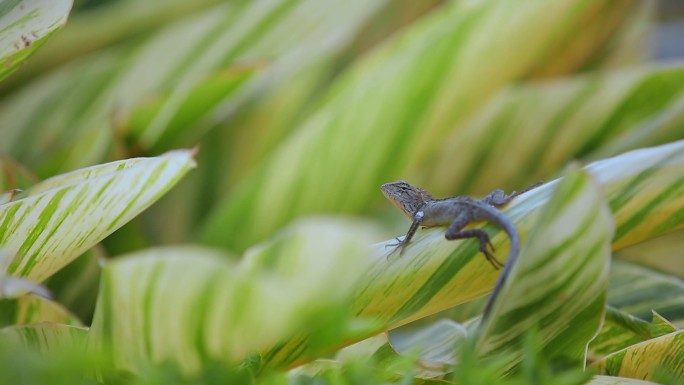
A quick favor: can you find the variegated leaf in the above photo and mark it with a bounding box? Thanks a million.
[0,295,81,328]
[0,149,196,282]
[426,64,684,194]
[587,376,660,385]
[475,167,613,371]
[592,330,684,381]
[589,307,676,361]
[90,220,383,375]
[263,140,684,369]
[608,260,684,327]
[201,0,641,253]
[0,0,72,81]
[0,323,88,355]
[0,0,389,176]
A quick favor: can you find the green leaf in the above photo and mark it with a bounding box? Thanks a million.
[475,167,613,372]
[0,324,87,353]
[0,295,81,328]
[0,0,389,176]
[200,0,648,252]
[592,330,684,382]
[586,376,660,385]
[608,260,684,327]
[425,64,684,194]
[89,220,383,375]
[261,140,684,369]
[0,149,196,282]
[589,306,676,361]
[0,0,73,81]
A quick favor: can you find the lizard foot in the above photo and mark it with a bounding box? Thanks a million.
[445,229,503,269]
[385,238,408,260]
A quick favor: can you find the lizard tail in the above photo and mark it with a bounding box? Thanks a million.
[481,221,519,321]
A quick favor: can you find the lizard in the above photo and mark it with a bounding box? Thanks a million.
[380,180,541,318]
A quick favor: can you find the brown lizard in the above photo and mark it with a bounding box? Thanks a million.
[381,180,541,318]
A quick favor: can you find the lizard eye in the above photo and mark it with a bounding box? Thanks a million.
[415,211,424,219]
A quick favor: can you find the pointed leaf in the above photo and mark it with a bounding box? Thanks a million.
[475,167,613,372]
[589,306,676,361]
[0,149,196,282]
[0,0,73,81]
[592,330,684,382]
[426,64,684,194]
[263,141,684,369]
[201,0,644,252]
[90,220,383,375]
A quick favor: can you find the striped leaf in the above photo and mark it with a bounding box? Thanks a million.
[589,307,676,361]
[607,260,684,326]
[262,140,684,369]
[0,0,72,81]
[591,330,684,381]
[90,220,382,375]
[0,324,88,355]
[425,64,684,194]
[0,295,81,328]
[615,230,684,278]
[201,0,641,253]
[0,149,196,282]
[475,167,613,371]
[0,248,50,299]
[0,0,388,176]
[587,376,660,385]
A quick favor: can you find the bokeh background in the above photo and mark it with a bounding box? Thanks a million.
[2,0,684,325]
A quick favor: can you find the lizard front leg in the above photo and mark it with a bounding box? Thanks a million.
[444,212,503,269]
[388,211,424,256]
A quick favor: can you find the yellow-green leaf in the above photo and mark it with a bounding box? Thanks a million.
[0,323,88,355]
[475,167,613,371]
[589,307,676,361]
[592,330,684,382]
[0,149,196,282]
[264,141,684,369]
[0,0,73,81]
[608,260,684,327]
[201,0,645,253]
[90,220,383,375]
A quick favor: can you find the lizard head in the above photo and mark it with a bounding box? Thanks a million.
[381,180,433,219]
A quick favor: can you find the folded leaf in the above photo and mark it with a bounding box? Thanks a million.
[592,329,684,382]
[90,220,383,375]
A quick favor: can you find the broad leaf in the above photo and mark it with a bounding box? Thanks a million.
[0,149,196,282]
[0,295,80,328]
[256,141,684,369]
[592,330,684,382]
[425,64,684,194]
[0,0,72,81]
[90,220,383,375]
[608,260,684,326]
[0,0,389,176]
[200,0,648,252]
[589,307,676,361]
[0,324,87,353]
[475,167,612,371]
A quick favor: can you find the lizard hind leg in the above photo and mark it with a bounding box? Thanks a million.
[483,181,544,207]
[444,214,503,269]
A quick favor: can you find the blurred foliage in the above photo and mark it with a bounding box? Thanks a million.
[1,0,684,384]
